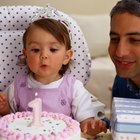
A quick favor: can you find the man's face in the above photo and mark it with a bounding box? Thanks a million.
[108,12,140,81]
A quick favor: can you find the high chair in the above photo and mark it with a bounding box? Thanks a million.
[0,5,91,91]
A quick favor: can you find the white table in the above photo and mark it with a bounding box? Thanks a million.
[81,130,111,140]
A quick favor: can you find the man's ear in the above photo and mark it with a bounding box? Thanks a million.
[63,49,73,65]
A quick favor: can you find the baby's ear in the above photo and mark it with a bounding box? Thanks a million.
[22,48,26,57]
[63,49,73,65]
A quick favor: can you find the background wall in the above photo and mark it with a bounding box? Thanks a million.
[0,0,118,15]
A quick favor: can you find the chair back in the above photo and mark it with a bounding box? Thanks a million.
[0,5,91,91]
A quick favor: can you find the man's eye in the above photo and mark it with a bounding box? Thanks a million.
[50,48,58,52]
[31,48,40,53]
[110,37,120,43]
[130,38,140,43]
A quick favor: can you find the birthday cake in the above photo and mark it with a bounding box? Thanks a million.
[0,111,81,140]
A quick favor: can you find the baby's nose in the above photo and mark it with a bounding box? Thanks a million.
[41,55,47,59]
[41,52,48,59]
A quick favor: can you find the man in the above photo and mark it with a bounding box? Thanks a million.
[108,0,140,98]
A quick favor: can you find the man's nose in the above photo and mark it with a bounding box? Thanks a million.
[115,41,130,57]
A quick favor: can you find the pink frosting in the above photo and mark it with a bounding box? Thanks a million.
[0,111,80,140]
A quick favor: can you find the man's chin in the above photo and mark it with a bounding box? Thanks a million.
[116,71,130,78]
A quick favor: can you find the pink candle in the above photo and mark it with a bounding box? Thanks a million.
[28,93,43,127]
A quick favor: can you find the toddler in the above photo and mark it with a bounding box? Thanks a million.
[0,6,108,136]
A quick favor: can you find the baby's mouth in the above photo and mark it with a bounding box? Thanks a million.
[40,64,48,68]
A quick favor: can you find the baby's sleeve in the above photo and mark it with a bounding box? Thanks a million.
[3,82,17,113]
[72,80,105,122]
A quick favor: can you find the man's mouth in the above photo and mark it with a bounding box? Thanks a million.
[115,59,135,68]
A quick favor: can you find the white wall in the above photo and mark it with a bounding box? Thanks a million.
[0,0,118,15]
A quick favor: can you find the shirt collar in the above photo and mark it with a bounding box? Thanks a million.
[127,79,140,89]
[127,79,140,97]
[27,73,63,89]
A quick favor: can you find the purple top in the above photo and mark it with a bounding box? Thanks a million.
[14,74,75,117]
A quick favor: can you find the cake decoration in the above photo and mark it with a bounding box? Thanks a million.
[28,92,43,127]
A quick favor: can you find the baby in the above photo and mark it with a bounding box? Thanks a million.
[0,5,108,136]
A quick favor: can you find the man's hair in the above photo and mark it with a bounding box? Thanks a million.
[110,0,140,18]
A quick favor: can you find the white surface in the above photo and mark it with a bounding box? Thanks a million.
[72,14,116,116]
[86,56,116,114]
[72,14,110,58]
[81,138,87,140]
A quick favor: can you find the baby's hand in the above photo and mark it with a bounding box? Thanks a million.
[0,92,10,115]
[80,117,107,136]
[0,92,8,108]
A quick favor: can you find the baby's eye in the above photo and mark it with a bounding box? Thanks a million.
[31,48,40,53]
[50,48,58,53]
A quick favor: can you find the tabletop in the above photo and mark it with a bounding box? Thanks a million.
[81,130,111,140]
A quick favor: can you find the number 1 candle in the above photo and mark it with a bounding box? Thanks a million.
[28,92,43,127]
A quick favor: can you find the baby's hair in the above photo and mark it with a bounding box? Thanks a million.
[23,18,72,75]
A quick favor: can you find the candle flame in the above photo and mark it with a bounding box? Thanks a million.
[35,92,38,97]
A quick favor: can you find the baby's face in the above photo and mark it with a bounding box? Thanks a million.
[23,25,72,84]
